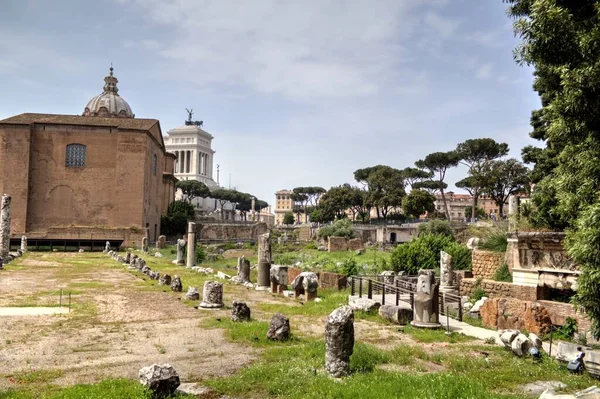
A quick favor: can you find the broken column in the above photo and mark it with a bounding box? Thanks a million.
[0,194,11,259]
[176,238,186,266]
[411,269,441,328]
[439,251,457,294]
[325,306,354,378]
[199,281,224,309]
[156,235,166,249]
[270,265,288,294]
[267,313,290,341]
[141,237,149,253]
[104,241,111,253]
[231,301,251,322]
[291,271,319,301]
[20,235,27,253]
[256,232,272,291]
[232,256,250,284]
[186,222,196,268]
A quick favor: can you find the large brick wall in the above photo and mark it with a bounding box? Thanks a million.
[460,278,537,301]
[328,236,349,252]
[538,300,592,333]
[472,250,505,279]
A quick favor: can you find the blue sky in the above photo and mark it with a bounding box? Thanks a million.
[0,0,540,206]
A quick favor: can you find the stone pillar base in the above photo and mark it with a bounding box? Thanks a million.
[411,321,441,329]
[255,285,270,291]
[199,302,224,309]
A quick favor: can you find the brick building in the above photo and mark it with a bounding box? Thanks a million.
[0,67,176,247]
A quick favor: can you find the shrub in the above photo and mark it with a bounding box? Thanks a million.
[478,232,508,252]
[390,234,472,274]
[161,200,195,237]
[340,256,359,277]
[417,220,454,238]
[196,245,207,263]
[444,241,472,270]
[471,279,486,301]
[317,219,355,240]
[305,242,317,250]
[283,212,295,225]
[560,317,578,339]
[493,263,512,282]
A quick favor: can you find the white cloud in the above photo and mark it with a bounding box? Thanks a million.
[476,63,493,80]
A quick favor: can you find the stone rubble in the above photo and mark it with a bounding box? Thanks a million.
[199,281,224,309]
[267,313,290,341]
[170,275,183,292]
[185,287,200,301]
[231,301,251,322]
[325,306,354,378]
[138,364,180,398]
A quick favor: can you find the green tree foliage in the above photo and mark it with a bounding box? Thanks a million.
[402,189,436,218]
[505,0,600,336]
[283,211,295,225]
[291,186,326,223]
[494,263,513,283]
[415,152,460,220]
[401,167,433,189]
[390,234,471,274]
[175,180,210,203]
[417,220,454,239]
[480,158,530,215]
[456,138,509,220]
[354,165,406,220]
[317,219,355,240]
[464,206,486,219]
[160,200,195,237]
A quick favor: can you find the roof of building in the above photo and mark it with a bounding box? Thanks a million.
[166,123,214,140]
[0,113,158,131]
[82,67,135,118]
[275,189,292,194]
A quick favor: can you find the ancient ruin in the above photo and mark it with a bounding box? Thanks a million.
[270,265,288,294]
[186,222,196,268]
[176,239,186,266]
[291,271,318,301]
[232,256,250,284]
[0,194,11,259]
[256,232,271,291]
[439,250,457,293]
[141,237,149,253]
[199,281,224,309]
[411,270,441,328]
[20,235,27,253]
[325,306,354,378]
[231,301,251,322]
[171,275,183,292]
[267,313,290,341]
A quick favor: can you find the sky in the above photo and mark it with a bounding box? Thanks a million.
[0,0,541,206]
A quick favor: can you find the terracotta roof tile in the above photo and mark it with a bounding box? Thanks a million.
[0,113,158,131]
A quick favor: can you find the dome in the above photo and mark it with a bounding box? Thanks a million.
[83,67,134,118]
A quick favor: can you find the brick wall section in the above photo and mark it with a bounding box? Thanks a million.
[460,278,537,301]
[472,250,505,279]
[348,238,363,251]
[538,300,592,332]
[286,267,347,290]
[328,236,349,252]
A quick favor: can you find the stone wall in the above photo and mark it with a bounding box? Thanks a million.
[328,236,349,252]
[347,238,363,251]
[472,250,505,279]
[538,300,592,333]
[480,297,552,335]
[199,222,268,242]
[287,267,347,290]
[460,278,537,301]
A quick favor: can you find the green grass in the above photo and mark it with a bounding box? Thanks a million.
[401,325,476,343]
[8,369,64,385]
[258,289,349,317]
[201,317,302,347]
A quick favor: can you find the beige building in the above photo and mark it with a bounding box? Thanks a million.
[434,192,505,220]
[274,189,299,225]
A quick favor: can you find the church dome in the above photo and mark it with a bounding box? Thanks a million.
[83,67,134,118]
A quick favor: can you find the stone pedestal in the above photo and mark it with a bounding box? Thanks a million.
[176,239,186,266]
[270,265,288,294]
[186,223,196,268]
[0,194,11,259]
[20,236,27,253]
[256,232,271,291]
[232,256,250,283]
[199,281,224,308]
[291,272,318,301]
[156,235,166,249]
[325,306,354,378]
[411,269,441,328]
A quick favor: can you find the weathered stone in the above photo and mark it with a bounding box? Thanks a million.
[583,350,600,378]
[231,301,251,322]
[348,296,381,312]
[270,265,288,293]
[199,281,224,308]
[20,236,27,253]
[232,256,251,283]
[104,241,111,253]
[511,333,534,357]
[325,306,354,378]
[141,265,151,276]
[256,232,271,290]
[176,239,186,266]
[158,274,171,286]
[469,297,488,313]
[185,287,200,300]
[466,237,480,250]
[0,194,11,259]
[378,304,413,325]
[499,330,519,348]
[555,342,584,363]
[156,235,166,249]
[142,237,149,253]
[125,252,131,264]
[154,252,163,258]
[290,271,319,300]
[540,385,600,399]
[149,271,160,280]
[170,275,182,292]
[186,222,196,268]
[480,298,552,335]
[138,364,180,399]
[411,269,441,328]
[520,381,566,397]
[347,238,363,251]
[216,271,231,280]
[267,313,290,341]
[439,251,456,292]
[529,333,543,350]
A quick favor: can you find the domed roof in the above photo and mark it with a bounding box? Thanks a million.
[83,67,134,118]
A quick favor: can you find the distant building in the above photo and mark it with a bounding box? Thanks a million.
[0,67,177,246]
[433,192,506,220]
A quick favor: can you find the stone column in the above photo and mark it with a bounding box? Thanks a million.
[0,194,11,259]
[141,237,148,253]
[20,236,27,253]
[411,269,441,328]
[186,222,196,268]
[508,195,520,232]
[176,239,186,266]
[256,232,271,291]
[439,251,456,294]
[325,306,354,378]
[199,281,224,308]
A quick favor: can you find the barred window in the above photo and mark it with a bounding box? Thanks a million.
[65,144,86,167]
[152,154,157,176]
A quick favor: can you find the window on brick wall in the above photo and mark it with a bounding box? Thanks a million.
[65,143,86,167]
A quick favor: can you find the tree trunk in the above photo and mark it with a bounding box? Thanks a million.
[440,188,451,220]
[498,202,504,217]
[471,188,478,221]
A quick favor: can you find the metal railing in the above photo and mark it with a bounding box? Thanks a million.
[349,275,463,322]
